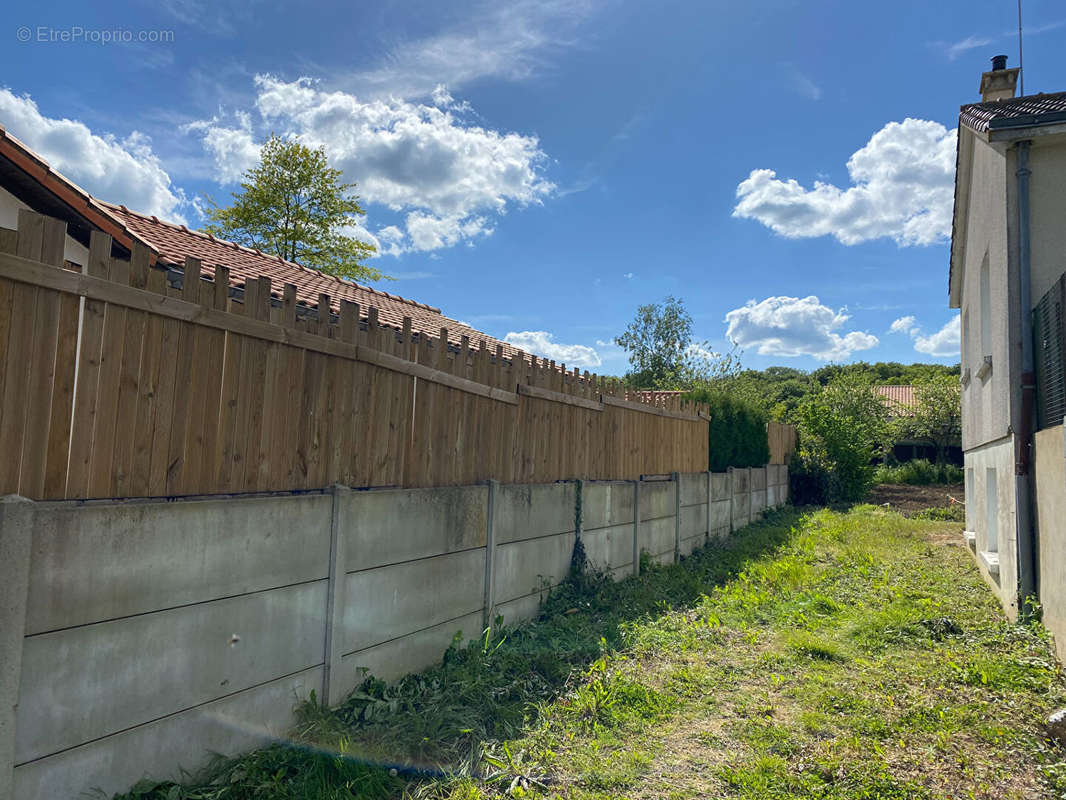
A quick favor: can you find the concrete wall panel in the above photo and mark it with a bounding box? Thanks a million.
[639,481,673,521]
[641,516,675,559]
[1035,427,1066,662]
[27,494,331,634]
[680,503,706,539]
[732,492,751,527]
[339,611,484,687]
[711,472,731,501]
[494,532,575,604]
[342,548,485,654]
[495,483,576,544]
[679,473,707,507]
[17,581,326,764]
[582,482,634,531]
[342,486,487,572]
[582,523,634,574]
[751,489,767,515]
[14,666,322,800]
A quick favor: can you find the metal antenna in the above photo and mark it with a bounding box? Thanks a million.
[1018,0,1025,96]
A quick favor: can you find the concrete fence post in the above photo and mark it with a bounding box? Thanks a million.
[632,480,641,575]
[1,495,34,800]
[705,470,712,543]
[322,485,350,706]
[483,480,499,631]
[672,471,681,563]
[746,467,754,527]
[728,467,735,534]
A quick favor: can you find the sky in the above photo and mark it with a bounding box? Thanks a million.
[3,0,1065,376]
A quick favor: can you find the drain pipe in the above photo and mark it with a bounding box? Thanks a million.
[1014,139,1037,615]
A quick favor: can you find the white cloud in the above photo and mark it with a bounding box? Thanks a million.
[504,331,601,367]
[733,118,956,247]
[782,63,822,100]
[189,74,553,253]
[889,315,919,336]
[0,88,188,222]
[350,0,599,100]
[724,295,879,361]
[890,314,960,358]
[943,35,994,61]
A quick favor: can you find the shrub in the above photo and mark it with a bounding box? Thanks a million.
[791,376,893,505]
[686,390,770,471]
[873,459,964,486]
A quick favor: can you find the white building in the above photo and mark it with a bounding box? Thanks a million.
[949,55,1066,656]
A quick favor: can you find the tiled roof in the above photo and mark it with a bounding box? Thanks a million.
[98,204,528,361]
[875,385,917,416]
[960,91,1066,132]
[0,123,535,363]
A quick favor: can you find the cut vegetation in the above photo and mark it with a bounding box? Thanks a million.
[114,506,1066,800]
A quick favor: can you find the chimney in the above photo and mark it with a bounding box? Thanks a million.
[979,54,1020,103]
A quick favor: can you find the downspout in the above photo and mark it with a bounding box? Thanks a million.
[1014,139,1037,615]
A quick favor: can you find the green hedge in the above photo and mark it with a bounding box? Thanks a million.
[687,391,770,471]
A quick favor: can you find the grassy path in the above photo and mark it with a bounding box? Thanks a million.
[118,507,1066,799]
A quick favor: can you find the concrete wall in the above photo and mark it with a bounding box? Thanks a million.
[2,467,788,799]
[959,133,1014,452]
[1029,138,1066,304]
[1035,426,1066,662]
[962,437,1020,618]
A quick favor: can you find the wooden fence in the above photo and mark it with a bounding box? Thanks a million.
[768,421,797,465]
[0,210,725,501]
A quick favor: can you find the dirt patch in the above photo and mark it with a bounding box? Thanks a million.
[867,483,964,515]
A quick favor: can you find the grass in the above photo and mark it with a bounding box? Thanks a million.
[873,459,964,486]
[113,506,1066,800]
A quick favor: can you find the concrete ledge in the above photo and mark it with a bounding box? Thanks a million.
[963,530,976,551]
[979,550,1001,578]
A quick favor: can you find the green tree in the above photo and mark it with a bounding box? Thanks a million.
[905,375,962,464]
[793,374,894,503]
[204,135,383,282]
[615,296,737,389]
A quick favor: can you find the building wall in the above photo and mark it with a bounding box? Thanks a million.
[3,468,789,800]
[1029,139,1066,305]
[0,185,89,267]
[963,437,1020,618]
[959,134,1013,452]
[1035,426,1066,661]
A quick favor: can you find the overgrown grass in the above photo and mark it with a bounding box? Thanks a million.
[114,507,1066,800]
[874,459,964,485]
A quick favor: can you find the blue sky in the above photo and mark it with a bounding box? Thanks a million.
[3,0,1065,376]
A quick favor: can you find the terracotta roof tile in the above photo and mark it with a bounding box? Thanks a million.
[101,202,529,361]
[960,91,1066,132]
[875,385,917,416]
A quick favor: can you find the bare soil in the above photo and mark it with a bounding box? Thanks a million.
[867,482,965,515]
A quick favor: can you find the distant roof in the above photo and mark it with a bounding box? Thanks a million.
[0,124,529,362]
[875,385,917,417]
[960,91,1066,133]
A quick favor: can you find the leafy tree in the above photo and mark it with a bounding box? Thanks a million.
[204,135,383,282]
[792,374,894,504]
[615,296,737,389]
[905,375,961,464]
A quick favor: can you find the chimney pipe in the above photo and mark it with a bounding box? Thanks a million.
[979,55,1020,102]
